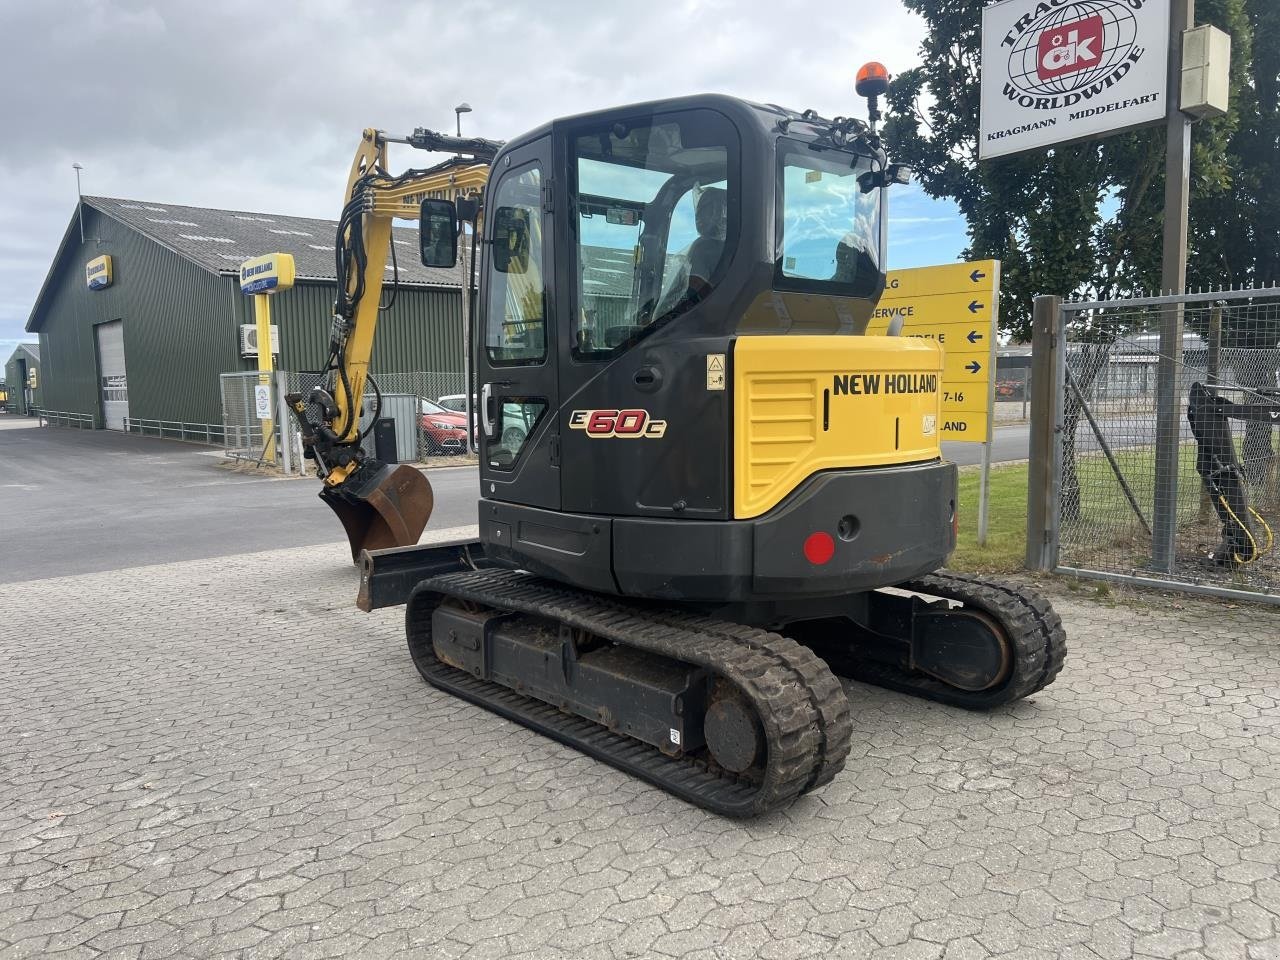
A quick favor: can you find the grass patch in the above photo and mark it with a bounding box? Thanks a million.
[950,462,1029,574]
[948,443,1212,575]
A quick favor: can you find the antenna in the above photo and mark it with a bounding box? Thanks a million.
[72,162,85,244]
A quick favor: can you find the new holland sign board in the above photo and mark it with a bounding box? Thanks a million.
[239,253,296,295]
[980,0,1170,159]
[85,255,113,290]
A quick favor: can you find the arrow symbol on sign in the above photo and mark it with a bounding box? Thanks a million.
[968,300,983,314]
[965,361,982,374]
[967,330,983,344]
[970,269,986,283]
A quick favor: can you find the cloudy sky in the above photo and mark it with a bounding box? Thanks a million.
[0,0,967,359]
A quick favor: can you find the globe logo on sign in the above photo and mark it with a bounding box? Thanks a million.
[1006,0,1140,97]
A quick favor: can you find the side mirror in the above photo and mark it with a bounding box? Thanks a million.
[492,205,531,274]
[419,198,458,268]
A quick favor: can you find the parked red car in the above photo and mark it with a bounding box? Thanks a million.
[419,398,468,454]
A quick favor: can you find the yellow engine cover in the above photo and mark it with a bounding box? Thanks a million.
[733,335,944,519]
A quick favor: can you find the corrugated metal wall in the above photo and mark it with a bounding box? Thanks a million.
[30,206,464,427]
[273,282,464,376]
[33,206,240,425]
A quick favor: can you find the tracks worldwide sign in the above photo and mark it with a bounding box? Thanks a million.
[980,0,1170,159]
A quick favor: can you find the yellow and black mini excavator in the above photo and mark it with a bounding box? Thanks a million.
[289,68,1068,817]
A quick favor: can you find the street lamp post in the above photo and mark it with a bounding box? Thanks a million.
[72,162,84,244]
[454,102,472,138]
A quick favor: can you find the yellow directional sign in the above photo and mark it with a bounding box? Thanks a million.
[939,410,989,440]
[939,385,990,414]
[941,352,991,382]
[869,293,995,355]
[870,259,1000,443]
[883,261,996,300]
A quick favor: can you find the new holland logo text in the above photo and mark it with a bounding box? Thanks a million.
[569,409,668,439]
[1001,0,1148,112]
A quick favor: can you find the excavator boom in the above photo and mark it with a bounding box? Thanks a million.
[288,127,496,559]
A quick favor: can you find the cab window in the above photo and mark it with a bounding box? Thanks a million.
[775,139,883,301]
[485,164,546,365]
[572,109,738,359]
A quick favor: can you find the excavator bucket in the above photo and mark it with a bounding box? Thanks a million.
[320,461,435,562]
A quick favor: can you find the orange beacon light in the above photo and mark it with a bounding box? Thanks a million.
[856,61,892,98]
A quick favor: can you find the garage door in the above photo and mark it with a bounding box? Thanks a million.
[96,320,129,431]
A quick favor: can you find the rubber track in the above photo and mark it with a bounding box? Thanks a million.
[839,571,1068,710]
[405,569,852,817]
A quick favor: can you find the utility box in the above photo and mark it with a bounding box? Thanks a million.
[359,393,418,463]
[372,418,398,464]
[1181,25,1232,120]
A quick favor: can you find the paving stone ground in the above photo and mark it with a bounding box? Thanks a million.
[2,537,1279,960]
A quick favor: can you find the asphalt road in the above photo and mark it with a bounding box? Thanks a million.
[0,417,478,584]
[942,423,1028,465]
[943,413,1198,466]
[2,413,1177,583]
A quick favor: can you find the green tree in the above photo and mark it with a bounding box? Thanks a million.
[885,0,1268,339]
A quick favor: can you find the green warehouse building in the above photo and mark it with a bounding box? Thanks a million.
[3,343,42,415]
[25,197,466,435]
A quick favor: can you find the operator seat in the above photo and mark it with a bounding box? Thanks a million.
[686,187,727,295]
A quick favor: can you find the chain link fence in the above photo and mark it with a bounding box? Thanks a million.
[1055,290,1280,602]
[220,372,300,469]
[221,370,471,472]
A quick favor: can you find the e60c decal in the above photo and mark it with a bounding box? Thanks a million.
[569,409,668,439]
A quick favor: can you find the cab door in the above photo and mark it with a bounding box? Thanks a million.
[475,136,560,510]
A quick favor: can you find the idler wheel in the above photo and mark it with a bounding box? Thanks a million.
[704,686,764,773]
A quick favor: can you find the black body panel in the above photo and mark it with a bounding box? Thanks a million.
[613,461,956,600]
[480,500,618,595]
[482,459,956,603]
[559,334,731,519]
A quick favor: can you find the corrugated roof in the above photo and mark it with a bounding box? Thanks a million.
[84,196,465,288]
[6,343,39,365]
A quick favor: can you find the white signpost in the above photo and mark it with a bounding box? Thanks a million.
[980,0,1171,159]
[254,384,273,421]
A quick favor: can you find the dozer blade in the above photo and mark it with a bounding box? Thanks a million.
[320,461,434,562]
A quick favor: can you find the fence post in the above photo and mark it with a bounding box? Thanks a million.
[1206,306,1222,386]
[275,370,293,476]
[1026,295,1063,571]
[1151,295,1186,573]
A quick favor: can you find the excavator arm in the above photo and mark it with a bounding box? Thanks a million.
[287,126,497,560]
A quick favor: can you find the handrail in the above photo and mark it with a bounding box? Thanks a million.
[124,417,224,445]
[38,410,95,429]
